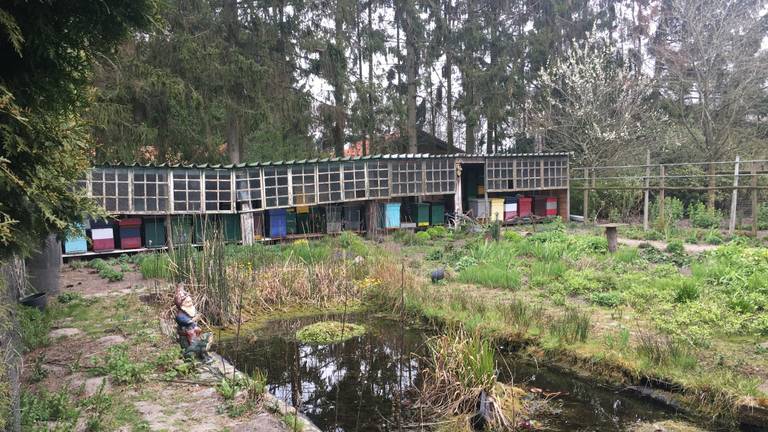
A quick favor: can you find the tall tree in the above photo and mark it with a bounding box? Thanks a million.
[0,0,156,257]
[654,0,767,207]
[532,32,666,167]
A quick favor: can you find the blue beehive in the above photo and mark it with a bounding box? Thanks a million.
[269,209,288,238]
[383,203,401,229]
[63,223,88,254]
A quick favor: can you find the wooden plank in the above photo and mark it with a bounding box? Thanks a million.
[729,156,740,235]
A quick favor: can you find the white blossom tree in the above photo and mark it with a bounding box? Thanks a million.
[531,31,666,167]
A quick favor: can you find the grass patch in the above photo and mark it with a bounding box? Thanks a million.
[138,253,172,279]
[18,306,50,352]
[548,308,591,344]
[458,263,520,290]
[636,333,697,370]
[295,321,366,344]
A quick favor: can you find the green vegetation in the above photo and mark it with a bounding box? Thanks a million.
[458,263,521,290]
[295,321,366,344]
[688,202,722,229]
[92,345,152,385]
[18,306,50,352]
[88,259,125,282]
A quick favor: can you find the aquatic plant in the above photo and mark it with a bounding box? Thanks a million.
[295,321,366,344]
[419,329,526,431]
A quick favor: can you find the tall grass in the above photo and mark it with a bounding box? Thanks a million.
[529,261,566,287]
[636,332,697,370]
[496,299,542,335]
[138,253,172,279]
[548,308,591,343]
[458,264,521,290]
[420,330,523,430]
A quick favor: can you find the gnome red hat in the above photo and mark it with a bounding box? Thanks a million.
[174,284,197,317]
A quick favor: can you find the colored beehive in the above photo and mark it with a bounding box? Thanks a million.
[326,206,342,233]
[343,205,362,231]
[411,203,430,227]
[517,197,533,217]
[468,198,487,219]
[90,219,116,251]
[143,217,166,248]
[286,211,298,235]
[504,197,518,221]
[63,223,88,254]
[118,218,142,249]
[534,196,558,217]
[490,198,505,222]
[430,203,445,226]
[268,209,287,238]
[383,203,401,229]
[194,215,242,243]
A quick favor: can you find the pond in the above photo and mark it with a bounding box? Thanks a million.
[216,313,691,431]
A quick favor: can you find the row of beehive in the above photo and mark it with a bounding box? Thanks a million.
[63,215,242,254]
[468,196,557,221]
[381,202,446,229]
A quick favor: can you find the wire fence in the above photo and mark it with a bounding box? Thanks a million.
[570,156,768,235]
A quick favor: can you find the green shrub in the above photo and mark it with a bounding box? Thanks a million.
[688,202,721,229]
[704,230,723,245]
[502,230,524,242]
[415,231,432,243]
[18,306,50,352]
[21,388,80,426]
[458,263,520,290]
[92,345,151,385]
[426,226,448,238]
[672,278,700,303]
[665,239,685,255]
[590,291,624,308]
[651,196,684,232]
[643,230,663,241]
[758,203,768,230]
[98,266,124,282]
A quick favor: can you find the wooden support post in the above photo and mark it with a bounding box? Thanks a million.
[240,203,254,245]
[643,150,650,231]
[583,167,589,223]
[454,162,462,228]
[164,214,174,251]
[606,226,618,253]
[752,161,759,236]
[729,156,740,235]
[659,165,666,222]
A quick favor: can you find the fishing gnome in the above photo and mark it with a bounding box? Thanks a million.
[174,284,214,363]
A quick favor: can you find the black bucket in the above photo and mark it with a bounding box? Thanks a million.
[19,292,48,311]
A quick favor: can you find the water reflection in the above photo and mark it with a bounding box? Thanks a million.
[218,315,685,432]
[218,315,426,431]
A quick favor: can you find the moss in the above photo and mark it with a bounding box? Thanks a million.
[295,321,366,344]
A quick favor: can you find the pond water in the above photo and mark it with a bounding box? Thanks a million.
[216,313,692,432]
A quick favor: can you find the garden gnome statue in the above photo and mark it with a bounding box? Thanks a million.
[174,284,213,363]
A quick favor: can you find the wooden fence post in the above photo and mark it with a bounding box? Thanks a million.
[583,167,589,223]
[643,150,650,231]
[752,161,759,236]
[729,156,740,235]
[659,164,666,222]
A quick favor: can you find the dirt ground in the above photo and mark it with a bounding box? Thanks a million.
[23,262,297,432]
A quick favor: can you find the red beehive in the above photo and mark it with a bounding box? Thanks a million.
[534,197,558,217]
[118,218,142,249]
[518,197,533,217]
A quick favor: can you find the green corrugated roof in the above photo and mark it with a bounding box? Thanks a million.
[95,152,570,169]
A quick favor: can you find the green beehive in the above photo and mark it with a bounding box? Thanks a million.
[194,215,242,243]
[430,203,445,226]
[143,218,166,248]
[286,211,297,235]
[411,203,430,227]
[172,216,194,245]
[221,214,241,242]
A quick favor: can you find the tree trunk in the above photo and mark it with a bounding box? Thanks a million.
[367,0,374,155]
[223,0,241,164]
[333,0,346,157]
[404,0,418,154]
[227,111,240,163]
[445,48,454,149]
